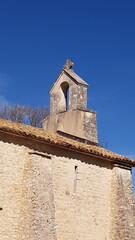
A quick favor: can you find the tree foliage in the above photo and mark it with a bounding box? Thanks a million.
[0,103,49,128]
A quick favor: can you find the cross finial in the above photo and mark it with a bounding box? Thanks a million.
[63,59,74,70]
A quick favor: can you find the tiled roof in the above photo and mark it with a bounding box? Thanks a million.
[0,119,134,167]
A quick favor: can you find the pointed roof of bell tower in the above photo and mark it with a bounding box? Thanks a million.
[50,60,88,93]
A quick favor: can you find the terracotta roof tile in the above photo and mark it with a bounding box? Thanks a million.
[0,119,134,167]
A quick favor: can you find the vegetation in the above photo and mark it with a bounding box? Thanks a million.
[0,103,49,128]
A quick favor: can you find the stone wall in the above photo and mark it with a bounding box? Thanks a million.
[50,71,87,115]
[42,109,98,143]
[51,153,113,240]
[0,132,135,240]
[0,137,56,240]
[110,165,135,240]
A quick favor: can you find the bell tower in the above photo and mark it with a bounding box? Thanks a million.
[42,60,98,144]
[50,60,88,114]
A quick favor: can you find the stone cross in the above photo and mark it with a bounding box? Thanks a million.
[63,59,74,70]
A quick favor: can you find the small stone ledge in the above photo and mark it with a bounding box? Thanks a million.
[57,130,99,146]
[113,163,131,170]
[28,151,51,159]
[58,108,97,114]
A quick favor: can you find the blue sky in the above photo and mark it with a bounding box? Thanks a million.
[0,0,135,186]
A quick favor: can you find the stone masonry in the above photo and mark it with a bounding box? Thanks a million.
[42,60,98,143]
[0,126,135,240]
[0,61,135,240]
[0,136,56,240]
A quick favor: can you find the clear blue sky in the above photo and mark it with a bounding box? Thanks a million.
[0,0,135,186]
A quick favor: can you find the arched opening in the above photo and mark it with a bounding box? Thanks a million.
[66,87,69,111]
[61,82,70,111]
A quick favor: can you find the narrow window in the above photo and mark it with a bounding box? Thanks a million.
[61,82,69,111]
[74,165,78,193]
[65,87,69,110]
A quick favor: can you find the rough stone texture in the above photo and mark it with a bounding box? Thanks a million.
[0,137,56,240]
[83,110,98,143]
[63,59,74,70]
[110,165,135,240]
[42,109,98,143]
[17,153,56,240]
[1,61,135,239]
[0,131,135,240]
[70,84,87,111]
[42,68,98,143]
[49,71,88,115]
[51,154,113,240]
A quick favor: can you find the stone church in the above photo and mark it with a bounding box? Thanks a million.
[0,60,135,240]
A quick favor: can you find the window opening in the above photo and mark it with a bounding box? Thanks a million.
[61,82,69,111]
[74,165,78,193]
[65,87,69,110]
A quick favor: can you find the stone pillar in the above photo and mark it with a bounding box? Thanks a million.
[110,164,135,240]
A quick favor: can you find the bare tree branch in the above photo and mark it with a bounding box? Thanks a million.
[0,103,49,128]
